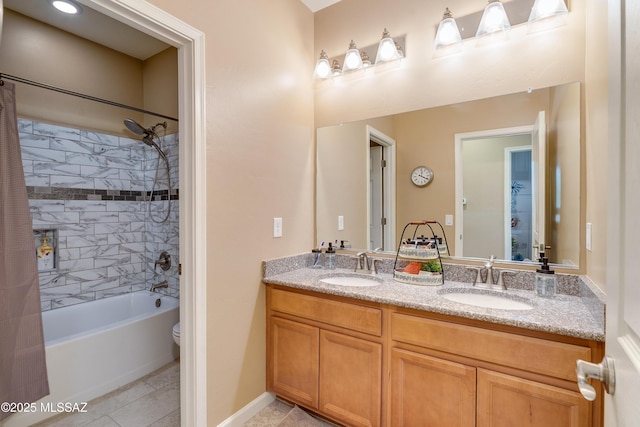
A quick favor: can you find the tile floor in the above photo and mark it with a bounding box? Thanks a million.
[33,361,180,427]
[243,400,337,427]
[32,361,335,427]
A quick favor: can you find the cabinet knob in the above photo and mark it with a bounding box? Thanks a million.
[575,355,615,401]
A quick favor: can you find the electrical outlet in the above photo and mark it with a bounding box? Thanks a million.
[273,217,282,238]
[338,215,344,231]
[586,223,592,251]
[445,214,453,226]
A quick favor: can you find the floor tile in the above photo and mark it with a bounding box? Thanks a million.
[108,382,179,427]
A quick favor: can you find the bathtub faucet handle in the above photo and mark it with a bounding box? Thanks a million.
[154,251,171,272]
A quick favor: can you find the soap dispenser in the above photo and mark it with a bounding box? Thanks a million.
[325,243,336,270]
[534,257,557,298]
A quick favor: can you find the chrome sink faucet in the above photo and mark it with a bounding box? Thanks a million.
[466,255,515,290]
[354,251,380,274]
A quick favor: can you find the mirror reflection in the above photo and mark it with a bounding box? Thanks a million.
[316,82,581,267]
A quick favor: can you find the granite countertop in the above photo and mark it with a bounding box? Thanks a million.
[263,255,605,342]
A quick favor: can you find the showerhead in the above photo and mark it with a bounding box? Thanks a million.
[123,119,168,148]
[123,118,147,136]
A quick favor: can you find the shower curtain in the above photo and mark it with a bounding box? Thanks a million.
[0,81,49,420]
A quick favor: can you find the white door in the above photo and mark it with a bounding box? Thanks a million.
[530,111,546,258]
[369,144,383,250]
[603,0,640,424]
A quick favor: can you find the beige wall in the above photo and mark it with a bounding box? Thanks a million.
[584,0,609,289]
[142,47,179,134]
[548,83,582,266]
[314,0,587,128]
[0,10,143,134]
[316,116,395,248]
[145,0,316,423]
[0,10,177,136]
[393,90,551,254]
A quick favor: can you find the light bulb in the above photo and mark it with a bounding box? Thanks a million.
[345,50,361,69]
[485,4,504,30]
[51,0,81,14]
[378,39,397,62]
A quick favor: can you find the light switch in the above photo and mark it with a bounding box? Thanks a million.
[586,223,592,251]
[338,215,344,231]
[445,214,453,226]
[273,217,282,238]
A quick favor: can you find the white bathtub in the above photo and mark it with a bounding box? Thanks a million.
[3,291,179,427]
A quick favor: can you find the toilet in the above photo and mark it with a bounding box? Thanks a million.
[172,322,180,346]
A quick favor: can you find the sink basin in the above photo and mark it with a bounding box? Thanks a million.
[439,289,533,310]
[319,275,382,287]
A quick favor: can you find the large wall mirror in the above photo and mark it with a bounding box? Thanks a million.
[316,81,581,268]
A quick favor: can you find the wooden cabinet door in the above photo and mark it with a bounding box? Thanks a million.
[477,368,590,427]
[270,317,319,408]
[319,330,382,427]
[391,348,476,427]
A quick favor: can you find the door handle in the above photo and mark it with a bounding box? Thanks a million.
[575,355,615,401]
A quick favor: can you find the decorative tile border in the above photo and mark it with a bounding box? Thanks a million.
[27,186,179,201]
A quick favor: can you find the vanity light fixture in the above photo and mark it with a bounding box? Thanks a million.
[527,0,569,31]
[475,0,511,39]
[433,8,463,52]
[50,0,82,14]
[314,29,405,80]
[342,40,365,73]
[313,50,332,79]
[331,59,342,76]
[360,51,372,68]
[375,29,403,64]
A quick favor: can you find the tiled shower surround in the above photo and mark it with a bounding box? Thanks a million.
[18,119,179,311]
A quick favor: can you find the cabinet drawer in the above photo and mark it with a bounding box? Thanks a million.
[270,288,382,336]
[391,313,590,381]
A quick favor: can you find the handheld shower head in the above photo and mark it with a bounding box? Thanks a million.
[124,119,168,147]
[123,118,147,136]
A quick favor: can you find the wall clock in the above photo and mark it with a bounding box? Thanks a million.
[411,166,434,187]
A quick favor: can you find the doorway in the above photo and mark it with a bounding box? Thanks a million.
[505,147,533,261]
[367,126,396,252]
[454,124,539,260]
[81,1,207,425]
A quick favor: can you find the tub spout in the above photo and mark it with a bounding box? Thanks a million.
[150,281,169,292]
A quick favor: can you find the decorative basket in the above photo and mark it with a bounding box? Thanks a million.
[398,244,440,260]
[393,270,443,286]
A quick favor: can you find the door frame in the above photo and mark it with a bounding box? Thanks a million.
[84,1,207,425]
[366,126,396,251]
[504,146,532,260]
[454,125,533,257]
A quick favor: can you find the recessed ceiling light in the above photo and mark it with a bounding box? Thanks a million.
[50,0,82,15]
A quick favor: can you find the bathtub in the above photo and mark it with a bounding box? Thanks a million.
[3,291,179,427]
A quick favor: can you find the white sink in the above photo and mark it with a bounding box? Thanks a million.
[319,275,382,287]
[440,290,533,310]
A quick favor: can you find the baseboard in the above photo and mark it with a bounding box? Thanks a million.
[217,392,276,427]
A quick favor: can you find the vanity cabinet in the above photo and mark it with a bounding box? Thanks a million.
[266,284,604,427]
[390,310,601,427]
[267,286,383,427]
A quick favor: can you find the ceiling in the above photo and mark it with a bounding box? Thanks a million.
[3,0,342,60]
[3,0,171,60]
[300,0,342,12]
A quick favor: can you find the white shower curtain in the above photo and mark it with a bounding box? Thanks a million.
[0,81,49,420]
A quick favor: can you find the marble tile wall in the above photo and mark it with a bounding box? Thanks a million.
[19,119,180,311]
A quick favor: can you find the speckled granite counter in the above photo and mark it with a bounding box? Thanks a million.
[263,254,605,342]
